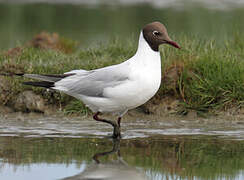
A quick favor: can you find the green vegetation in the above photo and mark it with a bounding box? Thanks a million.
[161,34,244,113]
[1,33,244,114]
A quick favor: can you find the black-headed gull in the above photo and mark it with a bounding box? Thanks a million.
[7,22,180,138]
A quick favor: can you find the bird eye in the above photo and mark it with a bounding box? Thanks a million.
[153,30,160,36]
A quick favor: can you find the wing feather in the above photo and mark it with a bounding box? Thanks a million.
[54,64,130,97]
[24,73,75,82]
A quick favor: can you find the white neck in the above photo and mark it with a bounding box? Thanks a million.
[134,31,159,58]
[130,31,160,64]
[126,31,162,105]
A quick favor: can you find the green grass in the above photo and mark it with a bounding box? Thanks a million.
[160,34,244,113]
[0,34,244,114]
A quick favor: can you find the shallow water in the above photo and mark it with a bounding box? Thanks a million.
[1,114,244,180]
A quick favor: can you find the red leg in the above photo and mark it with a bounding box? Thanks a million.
[93,112,115,126]
[93,112,121,139]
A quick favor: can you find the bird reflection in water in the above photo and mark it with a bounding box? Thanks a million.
[62,139,147,180]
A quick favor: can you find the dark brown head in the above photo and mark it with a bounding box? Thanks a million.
[142,22,180,51]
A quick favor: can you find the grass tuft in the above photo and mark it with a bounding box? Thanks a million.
[64,100,90,116]
[0,34,244,114]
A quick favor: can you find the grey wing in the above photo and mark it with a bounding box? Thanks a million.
[54,65,130,97]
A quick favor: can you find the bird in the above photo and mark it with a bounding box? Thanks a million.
[2,22,180,139]
[62,139,147,180]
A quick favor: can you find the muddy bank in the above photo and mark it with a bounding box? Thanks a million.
[0,63,241,117]
[0,83,243,118]
[0,77,180,115]
[1,32,244,116]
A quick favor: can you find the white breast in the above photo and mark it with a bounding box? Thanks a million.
[104,32,162,110]
[126,34,162,108]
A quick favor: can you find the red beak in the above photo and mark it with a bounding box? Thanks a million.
[166,40,181,49]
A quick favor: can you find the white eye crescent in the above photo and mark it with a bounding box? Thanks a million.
[153,30,160,36]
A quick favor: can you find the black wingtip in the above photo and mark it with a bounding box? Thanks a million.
[23,81,54,88]
[0,73,24,76]
[15,73,25,76]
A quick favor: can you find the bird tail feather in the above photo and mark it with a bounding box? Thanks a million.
[22,81,54,88]
[0,73,75,88]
